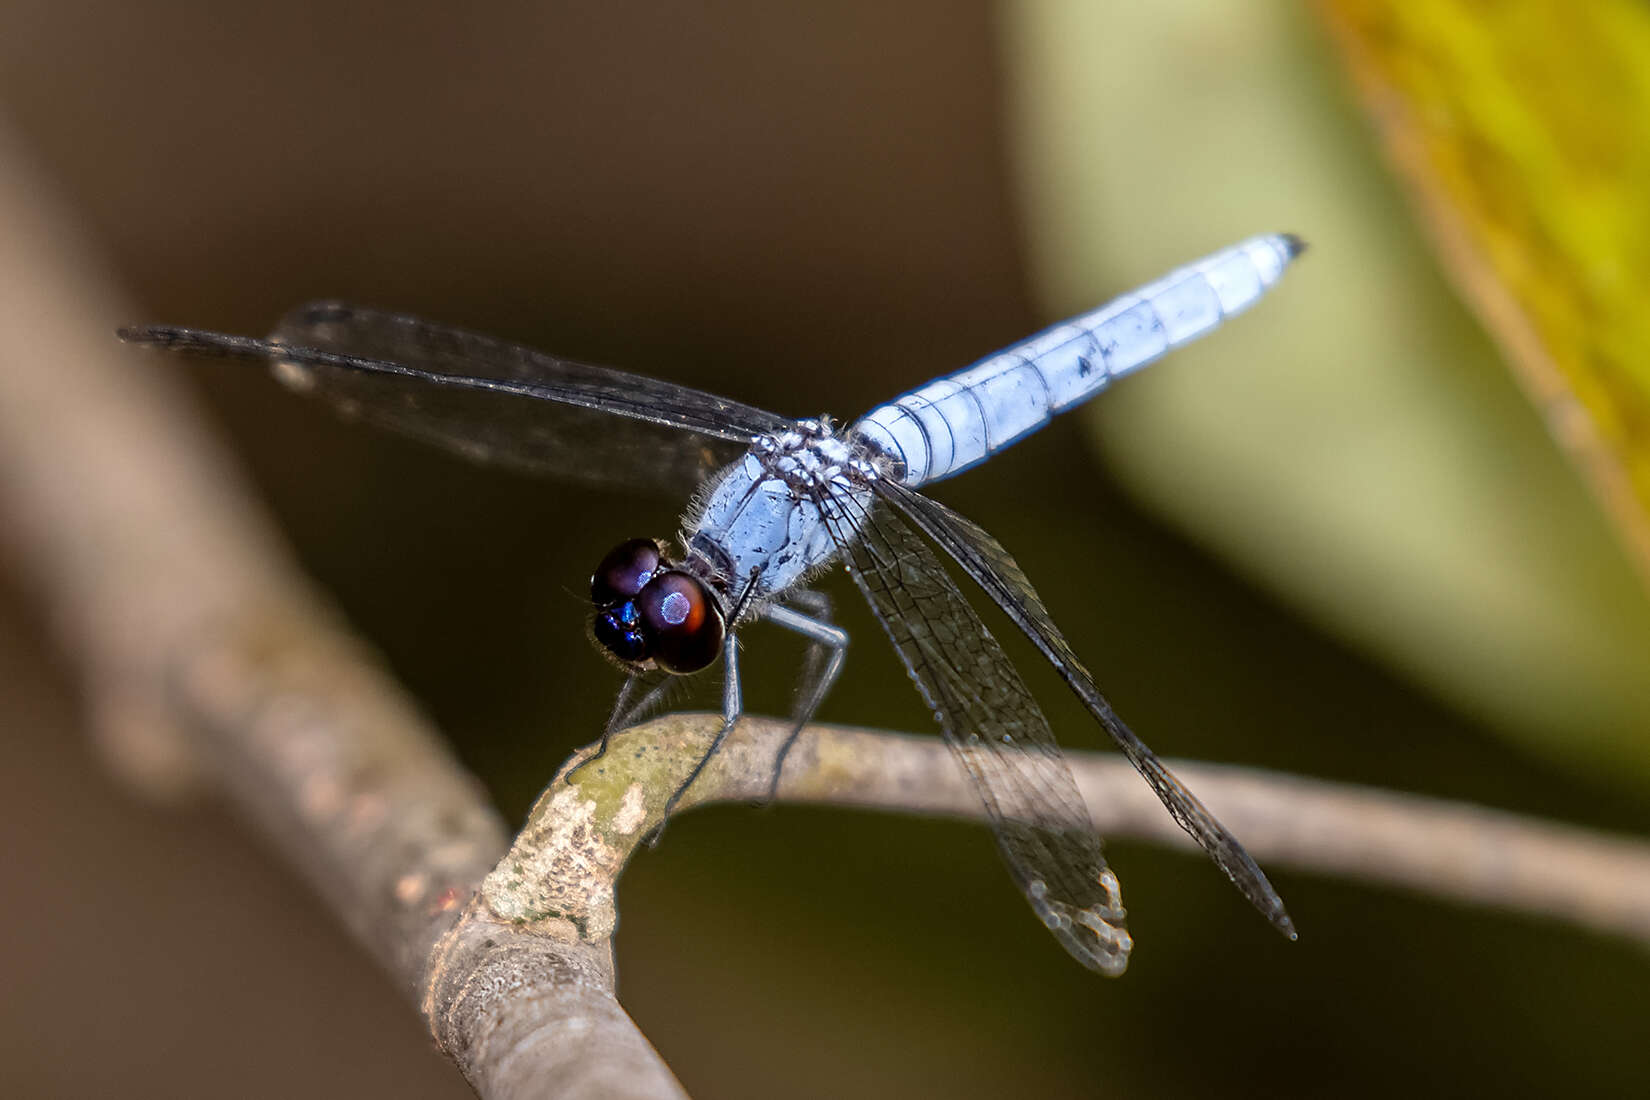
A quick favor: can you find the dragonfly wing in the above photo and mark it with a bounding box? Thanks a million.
[874,478,1294,938]
[121,302,792,494]
[821,487,1133,974]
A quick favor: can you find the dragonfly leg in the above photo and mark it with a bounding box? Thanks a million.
[647,628,742,846]
[782,587,832,617]
[758,598,848,804]
[568,668,674,779]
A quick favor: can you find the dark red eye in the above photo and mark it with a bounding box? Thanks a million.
[635,571,724,673]
[588,541,723,673]
[591,538,661,606]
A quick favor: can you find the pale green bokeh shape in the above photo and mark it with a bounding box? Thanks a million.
[999,0,1650,784]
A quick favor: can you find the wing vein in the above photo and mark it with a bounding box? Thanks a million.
[873,477,1294,938]
[820,482,1133,974]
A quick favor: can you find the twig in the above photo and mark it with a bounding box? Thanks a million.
[0,119,684,1100]
[3,117,1648,1100]
[527,714,1650,951]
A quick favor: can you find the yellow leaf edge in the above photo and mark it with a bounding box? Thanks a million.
[1316,1,1650,592]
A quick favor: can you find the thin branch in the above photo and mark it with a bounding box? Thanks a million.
[3,117,1648,1100]
[0,119,684,1100]
[533,714,1650,951]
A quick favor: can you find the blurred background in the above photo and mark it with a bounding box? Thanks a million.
[3,1,1649,1097]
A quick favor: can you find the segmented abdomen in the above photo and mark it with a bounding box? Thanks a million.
[852,233,1301,487]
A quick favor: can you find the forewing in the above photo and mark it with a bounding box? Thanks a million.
[875,478,1295,938]
[821,489,1133,974]
[120,302,792,494]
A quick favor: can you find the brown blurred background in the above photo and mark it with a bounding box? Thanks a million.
[2,3,1647,1098]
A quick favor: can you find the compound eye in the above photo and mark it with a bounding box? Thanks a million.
[636,571,724,673]
[591,538,662,606]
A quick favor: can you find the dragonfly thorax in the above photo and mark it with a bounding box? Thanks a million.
[750,417,885,493]
[683,418,883,604]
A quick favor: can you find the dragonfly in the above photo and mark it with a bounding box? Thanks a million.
[121,233,1303,974]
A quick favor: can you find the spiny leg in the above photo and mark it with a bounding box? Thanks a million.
[609,666,680,732]
[647,568,761,845]
[646,627,742,846]
[759,598,848,803]
[568,666,675,778]
[779,588,834,750]
[784,587,832,618]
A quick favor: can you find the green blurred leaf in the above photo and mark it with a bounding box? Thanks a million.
[1322,0,1650,591]
[1001,0,1650,785]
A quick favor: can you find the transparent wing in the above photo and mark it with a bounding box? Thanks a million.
[120,302,793,495]
[874,478,1295,938]
[820,488,1133,974]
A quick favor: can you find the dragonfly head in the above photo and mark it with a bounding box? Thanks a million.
[589,537,724,674]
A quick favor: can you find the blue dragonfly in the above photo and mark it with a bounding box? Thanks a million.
[122,233,1304,973]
